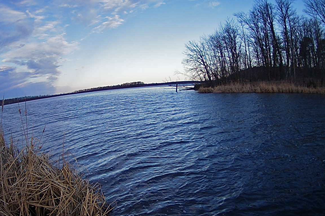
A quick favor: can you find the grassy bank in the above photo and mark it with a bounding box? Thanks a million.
[198,82,325,94]
[0,131,112,216]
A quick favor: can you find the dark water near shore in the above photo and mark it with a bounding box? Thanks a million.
[2,87,325,215]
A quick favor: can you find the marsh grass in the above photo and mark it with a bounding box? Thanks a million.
[198,82,325,94]
[0,102,112,216]
[0,131,112,216]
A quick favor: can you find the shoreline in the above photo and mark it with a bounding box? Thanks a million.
[198,82,325,94]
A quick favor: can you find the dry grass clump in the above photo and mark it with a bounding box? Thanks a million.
[0,131,112,216]
[198,87,214,93]
[199,82,325,94]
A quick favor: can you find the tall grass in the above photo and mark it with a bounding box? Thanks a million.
[198,82,325,94]
[0,105,112,216]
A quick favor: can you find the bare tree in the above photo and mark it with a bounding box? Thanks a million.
[235,9,269,68]
[236,14,253,69]
[222,21,241,76]
[183,40,213,83]
[304,0,325,25]
[206,34,221,80]
[259,0,284,78]
[276,0,299,78]
[183,0,325,85]
[209,31,228,80]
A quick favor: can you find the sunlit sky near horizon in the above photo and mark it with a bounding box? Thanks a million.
[1,0,305,99]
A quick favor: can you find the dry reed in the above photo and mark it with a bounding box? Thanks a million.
[0,130,112,216]
[198,82,325,94]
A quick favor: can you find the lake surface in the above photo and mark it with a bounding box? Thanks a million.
[2,87,325,215]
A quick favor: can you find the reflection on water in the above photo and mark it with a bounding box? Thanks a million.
[2,87,325,215]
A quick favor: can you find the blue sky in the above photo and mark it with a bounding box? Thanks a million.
[0,0,305,98]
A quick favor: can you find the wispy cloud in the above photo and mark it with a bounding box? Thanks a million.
[0,2,78,97]
[0,5,27,23]
[3,35,78,78]
[73,8,101,26]
[26,9,45,23]
[59,3,78,8]
[17,0,37,6]
[92,15,124,33]
[0,35,78,97]
[0,5,33,49]
[0,64,55,98]
[0,66,15,75]
[99,0,138,11]
[0,67,30,92]
[139,3,149,10]
[154,1,165,8]
[68,0,167,30]
[209,1,221,8]
[33,21,61,39]
[193,0,221,8]
[0,0,169,98]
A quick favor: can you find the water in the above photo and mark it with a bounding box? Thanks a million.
[2,87,325,215]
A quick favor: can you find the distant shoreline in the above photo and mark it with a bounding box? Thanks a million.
[198,81,325,94]
[2,81,200,106]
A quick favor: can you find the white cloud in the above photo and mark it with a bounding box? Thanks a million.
[154,1,165,8]
[73,8,101,26]
[0,5,27,23]
[0,71,56,98]
[26,10,45,23]
[192,0,221,8]
[33,21,60,39]
[17,0,37,6]
[59,4,78,8]
[4,35,78,61]
[35,8,47,14]
[1,34,78,95]
[67,0,169,31]
[92,15,124,33]
[0,65,55,98]
[139,4,149,10]
[97,0,137,11]
[209,1,221,8]
[0,0,173,97]
[0,6,33,49]
[0,66,15,73]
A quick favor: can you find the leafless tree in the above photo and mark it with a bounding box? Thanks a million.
[183,0,325,85]
[276,0,299,78]
[304,0,325,25]
[208,32,228,80]
[222,21,241,76]
[183,40,213,83]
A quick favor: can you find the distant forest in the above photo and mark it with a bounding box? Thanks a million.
[183,0,325,87]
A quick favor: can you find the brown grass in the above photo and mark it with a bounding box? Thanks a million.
[0,130,112,216]
[198,82,325,94]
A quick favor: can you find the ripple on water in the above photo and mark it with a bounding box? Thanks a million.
[2,88,325,215]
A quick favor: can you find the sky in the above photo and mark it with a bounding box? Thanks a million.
[0,0,306,99]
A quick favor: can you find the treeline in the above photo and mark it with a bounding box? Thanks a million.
[183,0,325,86]
[3,81,199,105]
[73,81,146,94]
[3,81,146,105]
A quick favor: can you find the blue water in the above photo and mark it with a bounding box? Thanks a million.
[2,87,325,215]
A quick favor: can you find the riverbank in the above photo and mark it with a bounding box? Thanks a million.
[198,82,325,94]
[0,131,112,215]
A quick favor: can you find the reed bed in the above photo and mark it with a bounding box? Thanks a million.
[198,82,325,94]
[0,130,112,216]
